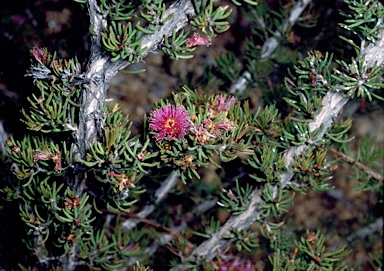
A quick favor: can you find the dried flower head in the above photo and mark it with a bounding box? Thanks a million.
[174,154,196,170]
[108,171,136,191]
[306,231,318,244]
[64,197,81,210]
[33,150,50,162]
[192,124,215,144]
[149,104,191,141]
[50,60,63,72]
[51,151,63,172]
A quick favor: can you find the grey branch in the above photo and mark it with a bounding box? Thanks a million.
[345,217,383,244]
[230,0,312,94]
[0,120,8,159]
[122,172,179,230]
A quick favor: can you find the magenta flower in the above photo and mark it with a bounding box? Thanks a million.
[149,104,191,141]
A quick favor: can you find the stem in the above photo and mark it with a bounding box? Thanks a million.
[328,147,383,182]
[230,0,312,94]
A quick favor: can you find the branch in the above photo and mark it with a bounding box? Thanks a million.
[0,120,7,159]
[345,217,383,244]
[124,198,218,268]
[328,147,383,182]
[122,172,179,230]
[230,0,312,94]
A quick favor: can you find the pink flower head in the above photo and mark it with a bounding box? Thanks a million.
[33,150,50,162]
[216,95,236,112]
[186,33,211,47]
[149,104,191,142]
[30,46,48,64]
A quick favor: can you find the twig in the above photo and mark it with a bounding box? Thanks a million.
[122,172,179,230]
[123,199,217,268]
[0,120,8,159]
[230,0,312,94]
[345,217,383,244]
[328,147,383,182]
[106,210,179,236]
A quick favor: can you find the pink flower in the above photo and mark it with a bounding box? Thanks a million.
[125,243,136,251]
[30,47,48,64]
[149,104,191,142]
[186,33,211,47]
[216,95,236,112]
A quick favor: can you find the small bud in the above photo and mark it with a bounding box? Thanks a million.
[306,231,318,244]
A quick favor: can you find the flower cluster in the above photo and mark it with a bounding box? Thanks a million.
[191,94,236,144]
[147,94,240,181]
[148,95,236,144]
[216,94,236,112]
